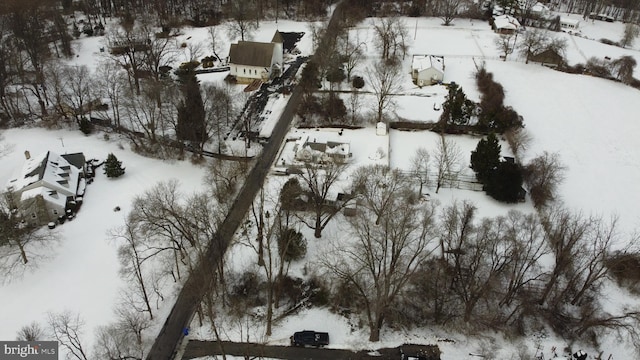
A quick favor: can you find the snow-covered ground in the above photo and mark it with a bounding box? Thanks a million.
[0,128,207,347]
[3,10,640,360]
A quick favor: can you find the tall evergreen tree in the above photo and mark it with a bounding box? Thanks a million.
[104,153,125,178]
[439,83,475,132]
[176,72,206,145]
[484,161,523,203]
[470,133,501,183]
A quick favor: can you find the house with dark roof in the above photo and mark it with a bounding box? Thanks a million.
[528,48,564,67]
[228,31,284,84]
[5,151,86,225]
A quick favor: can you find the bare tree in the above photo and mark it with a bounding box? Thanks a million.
[94,307,150,360]
[297,160,350,238]
[112,221,155,319]
[61,65,94,123]
[0,193,58,283]
[202,83,238,153]
[207,26,224,62]
[411,147,431,197]
[94,60,127,129]
[495,34,515,61]
[368,60,403,123]
[611,55,637,84]
[439,0,465,26]
[372,16,408,63]
[144,35,178,82]
[517,28,549,63]
[433,135,462,193]
[323,180,437,341]
[106,26,151,95]
[504,127,531,162]
[226,0,258,42]
[16,321,45,341]
[620,23,640,49]
[352,165,412,225]
[341,31,367,82]
[523,152,565,208]
[48,311,89,360]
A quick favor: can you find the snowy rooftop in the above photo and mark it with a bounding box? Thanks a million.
[6,151,81,199]
[493,15,521,31]
[411,55,445,73]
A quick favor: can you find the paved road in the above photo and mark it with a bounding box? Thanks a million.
[145,63,303,360]
[182,341,440,360]
[146,1,349,358]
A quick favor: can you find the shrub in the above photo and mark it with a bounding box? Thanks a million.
[79,117,93,135]
[352,76,365,89]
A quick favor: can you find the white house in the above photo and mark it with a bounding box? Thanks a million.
[493,14,521,34]
[228,31,284,84]
[531,2,551,18]
[560,17,580,32]
[411,55,445,86]
[6,151,86,225]
[294,134,351,163]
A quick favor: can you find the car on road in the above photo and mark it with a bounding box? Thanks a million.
[290,330,329,347]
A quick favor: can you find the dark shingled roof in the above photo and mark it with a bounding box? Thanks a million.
[229,41,275,67]
[61,153,86,170]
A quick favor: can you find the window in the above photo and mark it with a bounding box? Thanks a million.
[243,68,246,74]
[53,209,58,215]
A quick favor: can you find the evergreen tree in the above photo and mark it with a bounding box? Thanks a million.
[439,83,475,132]
[470,133,501,183]
[104,153,125,178]
[176,71,206,145]
[484,161,524,203]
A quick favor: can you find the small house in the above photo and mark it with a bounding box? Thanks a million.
[228,31,284,84]
[493,15,521,34]
[5,151,86,225]
[411,55,445,86]
[560,17,580,32]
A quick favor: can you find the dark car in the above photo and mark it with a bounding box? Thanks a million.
[290,330,329,347]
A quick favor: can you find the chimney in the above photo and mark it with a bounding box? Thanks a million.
[24,150,31,160]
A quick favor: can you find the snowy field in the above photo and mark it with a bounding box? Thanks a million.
[2,9,640,360]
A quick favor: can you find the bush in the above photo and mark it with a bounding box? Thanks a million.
[352,76,365,89]
[79,117,93,135]
[599,38,619,46]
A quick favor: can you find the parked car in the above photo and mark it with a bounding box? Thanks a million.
[289,330,329,347]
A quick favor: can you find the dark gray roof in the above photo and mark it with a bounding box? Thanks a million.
[61,153,86,170]
[229,41,275,67]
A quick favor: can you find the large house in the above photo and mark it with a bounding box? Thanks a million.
[493,14,521,34]
[228,31,284,84]
[411,55,445,86]
[294,134,351,163]
[6,151,86,225]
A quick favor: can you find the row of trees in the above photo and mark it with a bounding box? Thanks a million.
[218,160,640,348]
